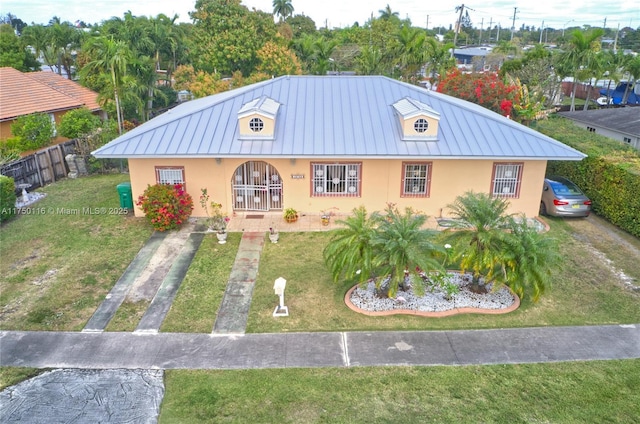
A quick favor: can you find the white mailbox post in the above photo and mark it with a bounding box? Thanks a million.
[273,277,289,317]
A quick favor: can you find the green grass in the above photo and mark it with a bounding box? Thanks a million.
[161,233,241,333]
[242,220,640,333]
[0,367,47,391]
[160,360,640,423]
[0,174,152,331]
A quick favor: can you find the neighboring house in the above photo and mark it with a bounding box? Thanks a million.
[92,76,586,219]
[0,67,105,141]
[558,107,640,151]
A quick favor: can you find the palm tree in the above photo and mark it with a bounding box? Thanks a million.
[356,45,383,75]
[621,55,640,105]
[312,36,337,75]
[443,192,513,293]
[501,218,560,302]
[424,38,455,86]
[323,206,378,287]
[81,36,134,134]
[560,29,604,111]
[599,50,627,107]
[378,5,399,21]
[272,0,294,23]
[371,204,444,298]
[395,25,426,81]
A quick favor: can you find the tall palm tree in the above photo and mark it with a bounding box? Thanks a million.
[395,25,426,81]
[272,0,294,23]
[424,38,455,86]
[621,55,640,105]
[443,192,513,293]
[371,205,444,298]
[312,36,337,75]
[560,28,604,111]
[81,36,134,134]
[378,5,399,21]
[356,45,383,75]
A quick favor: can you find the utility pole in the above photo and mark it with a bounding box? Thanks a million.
[426,15,429,30]
[539,20,544,44]
[451,4,465,57]
[497,23,500,42]
[510,7,517,41]
[488,18,493,43]
[479,18,484,45]
[603,17,607,29]
[613,23,620,52]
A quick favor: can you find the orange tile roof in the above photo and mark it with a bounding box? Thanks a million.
[0,67,101,122]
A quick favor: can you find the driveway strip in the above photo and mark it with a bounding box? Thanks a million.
[82,232,166,332]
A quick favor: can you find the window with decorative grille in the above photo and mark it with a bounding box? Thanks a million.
[156,167,185,185]
[491,163,522,198]
[402,162,431,197]
[312,163,361,196]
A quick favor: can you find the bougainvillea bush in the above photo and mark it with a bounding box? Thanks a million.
[136,184,194,231]
[437,70,520,117]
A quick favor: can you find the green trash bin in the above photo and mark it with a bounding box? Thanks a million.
[116,182,133,210]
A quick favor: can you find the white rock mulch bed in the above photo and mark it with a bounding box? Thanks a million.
[349,272,516,313]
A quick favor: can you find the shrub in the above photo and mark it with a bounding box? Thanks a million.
[136,184,194,231]
[58,108,101,139]
[0,175,17,222]
[10,112,55,152]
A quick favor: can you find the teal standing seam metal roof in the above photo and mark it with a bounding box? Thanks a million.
[92,75,586,161]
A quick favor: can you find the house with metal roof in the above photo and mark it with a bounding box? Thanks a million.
[93,75,586,219]
[558,106,640,151]
[0,67,105,141]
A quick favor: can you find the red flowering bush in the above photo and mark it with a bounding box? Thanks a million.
[437,70,520,117]
[136,184,194,231]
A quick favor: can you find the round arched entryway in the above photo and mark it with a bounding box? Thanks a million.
[231,161,283,211]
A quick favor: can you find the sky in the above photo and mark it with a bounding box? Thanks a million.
[2,0,639,31]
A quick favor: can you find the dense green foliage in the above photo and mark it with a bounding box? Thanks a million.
[9,112,55,152]
[57,108,101,139]
[536,116,640,237]
[0,24,39,71]
[0,175,17,222]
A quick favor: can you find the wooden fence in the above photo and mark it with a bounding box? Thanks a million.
[0,140,77,190]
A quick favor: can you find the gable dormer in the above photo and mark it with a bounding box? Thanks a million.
[392,97,440,141]
[238,96,280,140]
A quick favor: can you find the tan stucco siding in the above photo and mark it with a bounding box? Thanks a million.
[238,114,275,137]
[400,115,439,138]
[128,158,547,218]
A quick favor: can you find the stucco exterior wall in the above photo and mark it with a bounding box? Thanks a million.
[128,158,547,218]
[1,110,71,142]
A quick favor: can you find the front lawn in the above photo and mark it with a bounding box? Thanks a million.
[160,360,640,423]
[0,174,152,331]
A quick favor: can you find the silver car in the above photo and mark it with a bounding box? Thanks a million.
[540,176,592,217]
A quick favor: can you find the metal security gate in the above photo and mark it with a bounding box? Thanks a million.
[232,161,283,211]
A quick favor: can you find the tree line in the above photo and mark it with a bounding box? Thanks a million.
[1,0,639,149]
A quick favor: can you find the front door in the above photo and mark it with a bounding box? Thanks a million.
[231,161,283,211]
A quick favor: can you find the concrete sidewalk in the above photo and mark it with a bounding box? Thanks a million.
[2,324,638,370]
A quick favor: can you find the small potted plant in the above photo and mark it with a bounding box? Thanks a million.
[268,227,279,243]
[320,207,338,226]
[283,207,298,223]
[200,188,230,243]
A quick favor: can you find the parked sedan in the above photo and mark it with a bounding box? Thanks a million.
[540,176,592,217]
